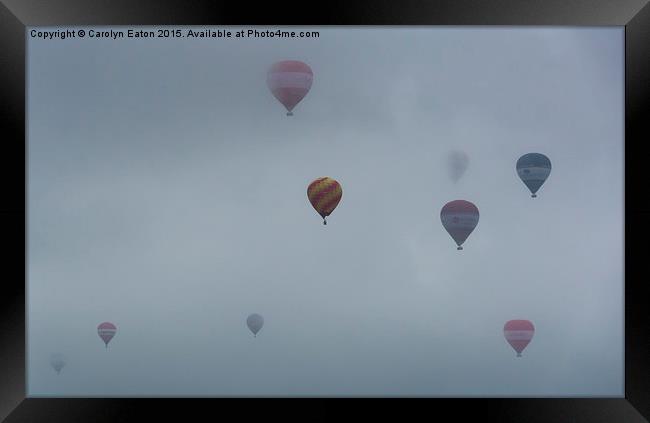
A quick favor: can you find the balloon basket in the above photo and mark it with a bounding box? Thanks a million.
[457,246,463,250]
[531,194,537,198]
[286,112,293,116]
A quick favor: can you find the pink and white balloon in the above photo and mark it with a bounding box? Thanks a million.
[267,60,313,116]
[97,322,117,348]
[504,320,535,357]
[440,200,479,250]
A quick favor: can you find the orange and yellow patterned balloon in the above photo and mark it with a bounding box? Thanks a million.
[307,177,342,225]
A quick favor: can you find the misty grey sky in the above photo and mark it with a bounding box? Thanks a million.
[27,27,624,396]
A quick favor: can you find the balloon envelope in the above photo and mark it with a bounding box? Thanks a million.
[440,200,479,250]
[247,313,264,336]
[516,153,551,197]
[504,319,535,357]
[447,150,469,182]
[50,353,66,374]
[97,322,117,347]
[267,60,313,115]
[307,177,342,224]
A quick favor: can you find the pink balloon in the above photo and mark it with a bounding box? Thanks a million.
[97,322,117,348]
[440,200,479,250]
[267,60,313,116]
[504,320,535,357]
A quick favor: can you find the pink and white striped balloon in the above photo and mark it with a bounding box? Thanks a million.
[97,322,117,348]
[504,320,535,357]
[267,60,313,116]
[440,200,479,250]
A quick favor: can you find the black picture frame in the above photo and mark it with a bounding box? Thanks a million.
[1,1,648,421]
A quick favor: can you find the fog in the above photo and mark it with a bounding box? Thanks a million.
[27,26,623,396]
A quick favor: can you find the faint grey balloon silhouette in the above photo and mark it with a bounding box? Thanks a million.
[247,314,264,337]
[447,150,469,183]
[50,353,66,374]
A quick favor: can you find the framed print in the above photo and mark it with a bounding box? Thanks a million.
[1,0,649,421]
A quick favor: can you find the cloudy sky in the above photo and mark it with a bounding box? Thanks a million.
[27,26,623,396]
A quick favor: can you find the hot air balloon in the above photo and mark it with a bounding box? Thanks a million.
[307,177,342,225]
[97,322,117,349]
[504,319,535,357]
[516,153,551,198]
[267,60,313,116]
[447,150,469,183]
[247,313,264,337]
[440,200,479,250]
[50,353,66,375]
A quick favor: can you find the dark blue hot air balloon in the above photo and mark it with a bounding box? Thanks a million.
[516,153,551,198]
